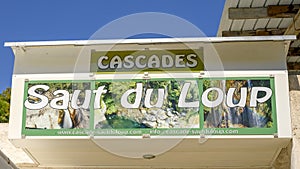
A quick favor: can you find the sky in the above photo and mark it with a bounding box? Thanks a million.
[0,0,225,93]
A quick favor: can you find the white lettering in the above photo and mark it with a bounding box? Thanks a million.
[97,56,109,69]
[93,86,107,109]
[161,55,174,68]
[123,55,135,69]
[144,89,164,108]
[121,83,143,108]
[250,87,272,107]
[186,54,198,68]
[110,55,122,69]
[175,54,185,68]
[226,87,247,107]
[24,85,49,110]
[71,90,91,109]
[202,87,224,108]
[178,83,199,107]
[135,55,147,68]
[49,90,70,109]
[148,55,160,68]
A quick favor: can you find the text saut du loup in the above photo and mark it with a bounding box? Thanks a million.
[24,83,272,110]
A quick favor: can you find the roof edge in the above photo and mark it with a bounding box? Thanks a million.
[4,36,296,47]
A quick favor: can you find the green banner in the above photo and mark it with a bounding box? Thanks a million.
[90,49,204,73]
[22,77,277,136]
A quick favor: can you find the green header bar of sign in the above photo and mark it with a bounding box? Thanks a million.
[22,77,277,136]
[90,49,204,73]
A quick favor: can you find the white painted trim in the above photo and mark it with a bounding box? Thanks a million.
[12,70,288,79]
[4,36,296,47]
[8,77,25,139]
[274,73,292,138]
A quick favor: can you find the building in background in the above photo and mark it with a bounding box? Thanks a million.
[218,0,300,168]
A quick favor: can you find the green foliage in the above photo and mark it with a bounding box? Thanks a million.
[0,88,11,123]
[107,115,143,128]
[203,80,219,101]
[96,80,200,127]
[167,81,181,110]
[96,81,135,115]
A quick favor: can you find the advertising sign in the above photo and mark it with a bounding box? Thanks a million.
[90,49,204,73]
[22,77,276,136]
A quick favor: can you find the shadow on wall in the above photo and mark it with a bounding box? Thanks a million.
[289,75,300,91]
[272,140,292,169]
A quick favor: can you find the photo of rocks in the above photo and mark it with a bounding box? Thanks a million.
[25,82,90,129]
[94,80,200,129]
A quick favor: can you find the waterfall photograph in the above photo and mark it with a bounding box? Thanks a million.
[24,81,91,130]
[203,79,274,129]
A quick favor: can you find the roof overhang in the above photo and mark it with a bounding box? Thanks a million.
[4,36,296,47]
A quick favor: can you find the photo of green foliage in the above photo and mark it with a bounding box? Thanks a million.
[94,79,200,129]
